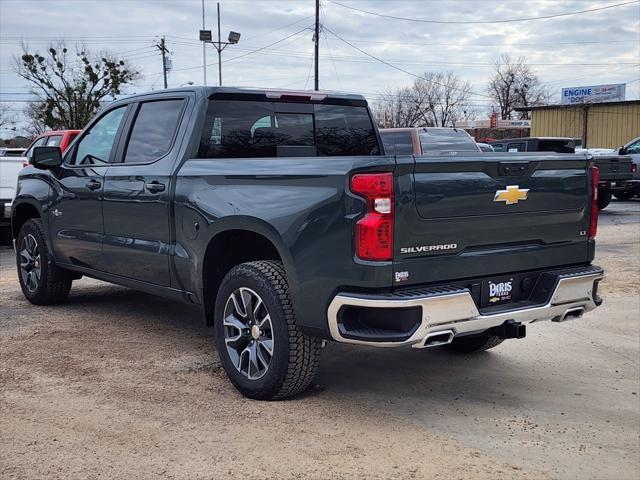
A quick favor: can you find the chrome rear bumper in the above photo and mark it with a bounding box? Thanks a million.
[327,267,603,348]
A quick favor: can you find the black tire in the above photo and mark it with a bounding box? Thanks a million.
[446,331,504,353]
[597,190,612,210]
[16,218,72,305]
[214,260,321,400]
[613,191,635,201]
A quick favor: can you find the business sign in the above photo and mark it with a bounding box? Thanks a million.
[561,84,625,104]
[496,119,531,128]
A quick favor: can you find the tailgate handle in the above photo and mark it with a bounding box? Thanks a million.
[499,162,530,176]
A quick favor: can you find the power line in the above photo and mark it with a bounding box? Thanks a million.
[326,0,640,24]
[330,38,639,48]
[324,26,500,100]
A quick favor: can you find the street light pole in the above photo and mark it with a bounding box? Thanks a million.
[199,3,240,87]
[217,2,222,86]
[202,0,207,85]
[314,0,319,91]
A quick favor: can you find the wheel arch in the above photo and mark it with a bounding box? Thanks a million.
[200,220,296,326]
[11,200,43,240]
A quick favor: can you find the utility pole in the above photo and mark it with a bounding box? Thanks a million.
[314,0,319,91]
[202,0,207,85]
[217,2,222,86]
[155,37,170,89]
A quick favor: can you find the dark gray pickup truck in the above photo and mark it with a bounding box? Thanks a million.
[12,87,603,400]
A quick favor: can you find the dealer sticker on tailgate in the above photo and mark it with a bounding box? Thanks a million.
[483,277,515,306]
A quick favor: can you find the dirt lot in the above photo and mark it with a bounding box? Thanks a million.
[1,200,639,480]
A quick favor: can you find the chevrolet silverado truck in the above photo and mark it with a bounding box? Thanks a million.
[12,87,604,400]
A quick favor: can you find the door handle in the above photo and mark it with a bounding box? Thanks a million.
[86,180,101,190]
[145,181,166,193]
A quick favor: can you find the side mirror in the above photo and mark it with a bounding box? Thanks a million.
[31,146,62,169]
[618,147,626,155]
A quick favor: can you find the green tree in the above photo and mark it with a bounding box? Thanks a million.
[16,44,140,130]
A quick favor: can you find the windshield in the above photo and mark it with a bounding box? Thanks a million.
[419,128,479,154]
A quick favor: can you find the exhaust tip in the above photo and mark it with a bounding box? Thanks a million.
[419,330,455,348]
[555,307,585,322]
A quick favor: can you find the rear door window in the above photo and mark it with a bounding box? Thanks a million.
[124,99,185,163]
[200,100,379,158]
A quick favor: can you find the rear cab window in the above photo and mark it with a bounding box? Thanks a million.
[199,98,380,158]
[380,131,413,156]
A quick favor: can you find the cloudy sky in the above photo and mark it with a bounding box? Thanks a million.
[1,0,639,132]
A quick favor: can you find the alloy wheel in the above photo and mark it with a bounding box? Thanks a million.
[223,287,274,380]
[19,234,41,293]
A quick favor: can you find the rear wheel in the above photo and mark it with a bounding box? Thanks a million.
[214,260,321,400]
[613,190,635,201]
[597,190,612,210]
[446,331,504,353]
[16,218,73,305]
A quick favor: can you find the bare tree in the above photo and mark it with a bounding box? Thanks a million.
[373,71,474,128]
[373,87,423,128]
[488,54,550,120]
[15,43,140,131]
[24,102,48,137]
[0,103,16,131]
[414,71,473,127]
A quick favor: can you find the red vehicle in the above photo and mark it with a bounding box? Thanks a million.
[23,130,81,166]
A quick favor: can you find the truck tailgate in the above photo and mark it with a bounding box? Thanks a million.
[593,155,633,182]
[393,153,593,286]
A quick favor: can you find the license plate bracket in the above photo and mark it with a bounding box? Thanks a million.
[482,276,518,307]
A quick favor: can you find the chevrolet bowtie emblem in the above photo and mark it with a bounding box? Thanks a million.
[494,185,529,205]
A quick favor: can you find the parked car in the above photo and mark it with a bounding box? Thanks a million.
[490,137,633,209]
[614,136,640,199]
[0,149,28,230]
[2,131,81,232]
[24,129,81,159]
[476,142,495,152]
[0,147,26,157]
[490,137,576,153]
[380,127,481,155]
[13,87,603,400]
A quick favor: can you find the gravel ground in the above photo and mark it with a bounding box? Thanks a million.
[1,199,638,480]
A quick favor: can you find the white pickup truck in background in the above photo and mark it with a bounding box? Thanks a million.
[0,147,27,233]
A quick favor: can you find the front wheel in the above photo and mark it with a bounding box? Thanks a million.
[16,218,73,305]
[214,261,321,400]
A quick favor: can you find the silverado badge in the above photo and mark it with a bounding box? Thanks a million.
[494,185,529,205]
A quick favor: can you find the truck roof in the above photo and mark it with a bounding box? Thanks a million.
[122,86,368,104]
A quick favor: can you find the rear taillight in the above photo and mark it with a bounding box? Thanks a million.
[589,166,599,240]
[632,163,638,174]
[22,159,29,168]
[351,172,394,261]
